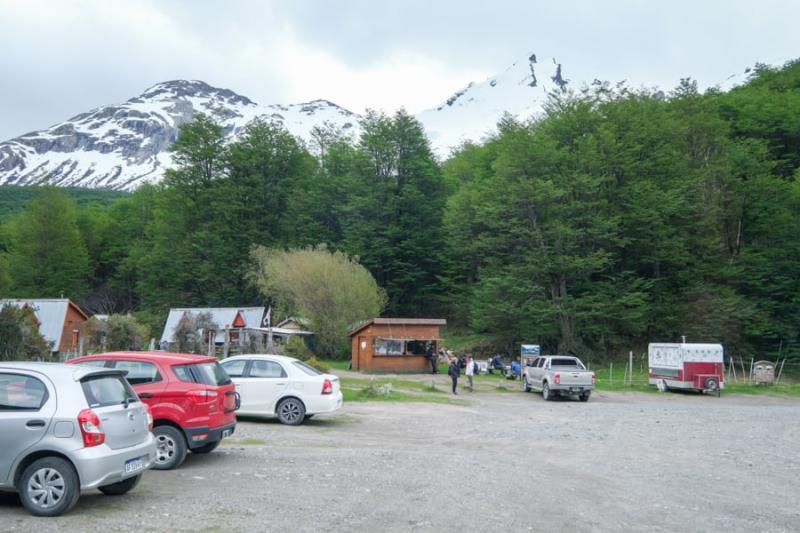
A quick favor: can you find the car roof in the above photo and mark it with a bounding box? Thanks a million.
[0,361,126,380]
[77,351,218,364]
[222,354,299,364]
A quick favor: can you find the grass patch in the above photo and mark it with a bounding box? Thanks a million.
[325,360,352,371]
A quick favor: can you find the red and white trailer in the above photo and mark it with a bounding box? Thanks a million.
[648,343,724,394]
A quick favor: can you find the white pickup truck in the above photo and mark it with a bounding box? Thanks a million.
[522,355,595,402]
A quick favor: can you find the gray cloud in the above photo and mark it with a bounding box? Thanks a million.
[1,0,798,141]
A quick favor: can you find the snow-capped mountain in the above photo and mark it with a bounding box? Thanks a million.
[0,80,360,191]
[419,53,569,155]
[0,52,758,191]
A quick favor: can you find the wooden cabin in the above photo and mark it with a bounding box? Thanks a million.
[348,318,447,372]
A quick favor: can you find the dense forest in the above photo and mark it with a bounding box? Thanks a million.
[2,60,800,363]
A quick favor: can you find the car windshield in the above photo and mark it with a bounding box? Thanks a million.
[291,360,323,376]
[179,361,232,386]
[81,374,138,408]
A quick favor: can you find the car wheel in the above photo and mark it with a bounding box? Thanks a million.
[98,475,141,496]
[522,377,531,393]
[191,440,220,454]
[542,382,552,401]
[277,397,306,425]
[704,378,719,391]
[579,391,591,402]
[153,425,188,470]
[19,457,80,517]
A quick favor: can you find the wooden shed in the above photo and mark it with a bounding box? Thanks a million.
[349,318,447,372]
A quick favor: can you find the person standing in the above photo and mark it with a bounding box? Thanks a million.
[428,344,438,374]
[465,354,474,393]
[448,357,460,394]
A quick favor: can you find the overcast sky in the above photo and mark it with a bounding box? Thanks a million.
[1,0,798,141]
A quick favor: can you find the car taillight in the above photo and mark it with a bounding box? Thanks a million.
[78,409,105,447]
[185,390,218,403]
[144,403,154,430]
[321,379,333,395]
[554,373,560,385]
[591,373,596,386]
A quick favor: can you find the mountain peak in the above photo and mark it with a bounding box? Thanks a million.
[137,80,255,107]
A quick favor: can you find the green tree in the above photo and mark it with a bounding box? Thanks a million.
[0,304,53,361]
[339,110,448,316]
[2,187,90,298]
[137,115,230,310]
[248,244,387,359]
[84,314,150,352]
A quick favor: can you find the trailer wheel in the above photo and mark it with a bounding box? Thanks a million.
[704,377,719,392]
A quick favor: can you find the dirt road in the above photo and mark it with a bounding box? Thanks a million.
[2,377,798,532]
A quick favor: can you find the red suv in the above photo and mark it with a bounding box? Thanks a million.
[69,352,239,470]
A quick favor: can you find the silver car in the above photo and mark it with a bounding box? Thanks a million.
[0,362,157,516]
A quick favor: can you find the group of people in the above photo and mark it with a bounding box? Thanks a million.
[447,353,476,394]
[427,346,524,393]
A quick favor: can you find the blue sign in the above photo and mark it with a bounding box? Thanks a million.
[521,344,540,355]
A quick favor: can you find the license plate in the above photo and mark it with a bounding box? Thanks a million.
[569,387,584,393]
[222,429,231,439]
[125,457,143,474]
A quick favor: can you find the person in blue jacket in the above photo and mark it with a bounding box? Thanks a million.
[489,354,504,374]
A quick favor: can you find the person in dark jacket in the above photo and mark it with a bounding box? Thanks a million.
[448,358,460,394]
[428,345,438,374]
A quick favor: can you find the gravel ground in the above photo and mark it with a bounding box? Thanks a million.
[2,373,799,533]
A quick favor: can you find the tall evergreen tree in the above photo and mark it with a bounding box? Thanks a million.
[2,187,90,299]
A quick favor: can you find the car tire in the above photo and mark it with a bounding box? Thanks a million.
[522,377,531,393]
[542,382,552,401]
[98,474,141,496]
[277,397,306,425]
[704,377,719,391]
[153,425,188,470]
[191,440,220,454]
[19,457,80,517]
[579,391,591,402]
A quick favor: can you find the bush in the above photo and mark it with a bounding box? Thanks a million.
[284,335,314,361]
[304,356,330,373]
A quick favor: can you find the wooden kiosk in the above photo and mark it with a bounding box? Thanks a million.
[349,318,447,372]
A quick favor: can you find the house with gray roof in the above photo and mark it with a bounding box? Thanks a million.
[0,298,89,360]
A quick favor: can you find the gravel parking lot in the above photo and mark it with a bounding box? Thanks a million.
[2,374,799,533]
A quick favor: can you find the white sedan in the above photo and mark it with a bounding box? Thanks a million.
[220,355,343,425]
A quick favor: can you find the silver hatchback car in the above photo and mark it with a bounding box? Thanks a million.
[0,362,157,516]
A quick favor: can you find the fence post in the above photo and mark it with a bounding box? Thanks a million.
[629,351,633,386]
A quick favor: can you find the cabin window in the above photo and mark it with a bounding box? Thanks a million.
[374,339,403,355]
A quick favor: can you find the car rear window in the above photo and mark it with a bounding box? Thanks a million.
[291,360,323,376]
[173,362,232,386]
[81,374,138,408]
[551,358,583,368]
